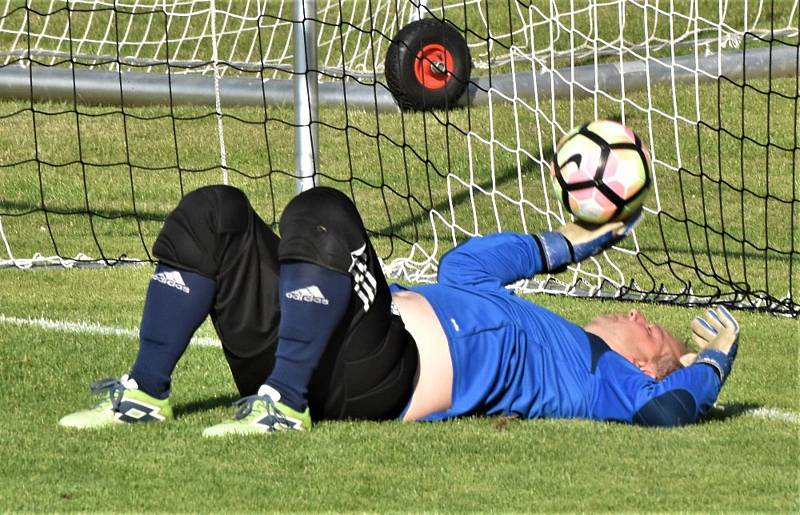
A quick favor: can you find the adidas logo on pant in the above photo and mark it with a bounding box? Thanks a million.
[152,271,191,293]
[285,286,329,305]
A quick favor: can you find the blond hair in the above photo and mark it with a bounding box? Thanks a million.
[653,353,683,380]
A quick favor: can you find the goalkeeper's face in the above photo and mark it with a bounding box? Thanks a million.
[584,309,687,380]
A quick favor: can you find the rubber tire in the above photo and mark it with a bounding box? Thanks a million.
[385,19,472,111]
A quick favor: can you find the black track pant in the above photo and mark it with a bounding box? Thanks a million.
[152,185,418,421]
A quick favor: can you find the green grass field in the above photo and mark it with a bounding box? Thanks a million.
[2,0,798,311]
[1,0,799,512]
[0,267,798,511]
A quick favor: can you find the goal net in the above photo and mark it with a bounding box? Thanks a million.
[0,0,797,316]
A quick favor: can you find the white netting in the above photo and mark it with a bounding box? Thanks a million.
[0,0,420,77]
[2,1,797,76]
[1,1,797,315]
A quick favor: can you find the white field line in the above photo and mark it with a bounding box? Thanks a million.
[738,407,800,425]
[0,313,221,348]
[1,313,798,425]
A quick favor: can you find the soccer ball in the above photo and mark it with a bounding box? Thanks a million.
[550,120,651,224]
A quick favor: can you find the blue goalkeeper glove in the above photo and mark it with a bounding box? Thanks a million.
[532,210,643,272]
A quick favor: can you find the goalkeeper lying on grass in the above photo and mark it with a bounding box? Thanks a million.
[60,186,739,434]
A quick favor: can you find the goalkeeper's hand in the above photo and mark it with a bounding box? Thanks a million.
[532,210,642,272]
[557,209,642,263]
[688,306,740,384]
[690,306,740,355]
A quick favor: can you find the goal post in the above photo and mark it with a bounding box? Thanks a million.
[0,0,797,317]
[293,0,320,194]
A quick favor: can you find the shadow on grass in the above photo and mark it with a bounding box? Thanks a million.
[372,155,542,238]
[0,198,171,222]
[703,402,762,423]
[175,393,239,418]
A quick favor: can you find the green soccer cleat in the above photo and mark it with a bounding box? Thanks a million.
[202,385,311,437]
[58,375,172,429]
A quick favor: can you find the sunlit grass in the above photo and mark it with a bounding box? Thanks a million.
[0,266,797,511]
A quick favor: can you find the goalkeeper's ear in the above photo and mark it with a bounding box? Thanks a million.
[679,352,698,367]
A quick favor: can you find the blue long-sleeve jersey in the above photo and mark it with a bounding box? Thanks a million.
[391,232,724,427]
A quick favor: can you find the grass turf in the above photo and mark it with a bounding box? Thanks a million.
[0,266,798,511]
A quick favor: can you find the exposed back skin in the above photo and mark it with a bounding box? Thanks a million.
[392,291,453,421]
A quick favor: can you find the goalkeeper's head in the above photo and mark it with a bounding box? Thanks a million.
[584,309,688,380]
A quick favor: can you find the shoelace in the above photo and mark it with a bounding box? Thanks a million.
[90,378,126,411]
[232,394,297,430]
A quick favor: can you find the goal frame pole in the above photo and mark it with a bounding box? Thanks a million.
[293,0,319,194]
[0,46,795,110]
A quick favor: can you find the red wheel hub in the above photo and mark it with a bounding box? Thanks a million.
[413,43,454,90]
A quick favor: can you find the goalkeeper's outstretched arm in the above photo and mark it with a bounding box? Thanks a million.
[437,212,642,289]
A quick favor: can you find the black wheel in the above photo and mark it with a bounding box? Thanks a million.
[385,18,472,111]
